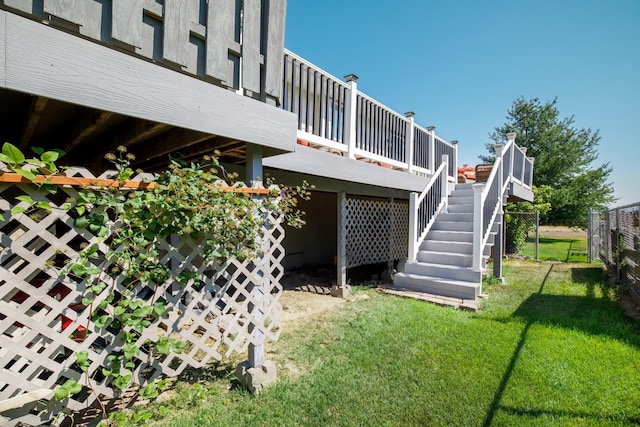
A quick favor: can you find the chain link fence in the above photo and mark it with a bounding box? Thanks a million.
[505,211,539,259]
[589,204,640,303]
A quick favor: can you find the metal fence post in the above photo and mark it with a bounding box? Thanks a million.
[535,210,539,261]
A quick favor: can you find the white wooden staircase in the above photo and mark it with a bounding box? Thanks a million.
[394,183,499,300]
[393,134,534,302]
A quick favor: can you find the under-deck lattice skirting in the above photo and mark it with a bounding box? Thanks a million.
[344,197,408,268]
[0,168,284,426]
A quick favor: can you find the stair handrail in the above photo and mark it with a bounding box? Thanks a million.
[471,134,536,270]
[408,154,449,262]
[471,134,518,270]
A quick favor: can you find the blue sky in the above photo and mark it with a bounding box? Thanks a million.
[284,0,639,207]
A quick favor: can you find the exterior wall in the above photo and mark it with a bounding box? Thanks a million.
[284,191,337,270]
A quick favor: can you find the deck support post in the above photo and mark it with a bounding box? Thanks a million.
[246,143,263,186]
[405,112,415,173]
[237,141,276,393]
[427,126,436,173]
[344,74,359,160]
[333,191,351,297]
[492,214,504,284]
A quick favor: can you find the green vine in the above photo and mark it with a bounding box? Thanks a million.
[0,142,310,425]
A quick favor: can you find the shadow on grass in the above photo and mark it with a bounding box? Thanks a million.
[482,264,640,426]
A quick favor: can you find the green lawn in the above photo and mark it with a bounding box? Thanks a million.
[521,235,588,262]
[132,255,640,426]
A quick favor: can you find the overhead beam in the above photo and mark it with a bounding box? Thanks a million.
[63,109,114,152]
[131,128,215,164]
[3,11,296,154]
[20,96,48,149]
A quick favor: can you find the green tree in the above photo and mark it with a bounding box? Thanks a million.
[483,97,615,227]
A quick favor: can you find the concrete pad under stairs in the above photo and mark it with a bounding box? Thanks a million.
[393,183,497,301]
[378,286,481,311]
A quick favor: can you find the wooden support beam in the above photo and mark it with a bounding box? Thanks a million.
[63,109,115,152]
[20,96,48,150]
[77,118,171,163]
[131,128,216,164]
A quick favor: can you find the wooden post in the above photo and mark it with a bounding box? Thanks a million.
[472,183,485,271]
[246,141,264,368]
[335,192,349,292]
[344,74,359,159]
[387,197,395,273]
[246,143,263,186]
[405,112,415,173]
[492,217,504,284]
[506,132,516,178]
[450,140,458,180]
[427,126,436,173]
[441,154,449,212]
[408,192,418,262]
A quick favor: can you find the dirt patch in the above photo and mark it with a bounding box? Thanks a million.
[279,290,346,328]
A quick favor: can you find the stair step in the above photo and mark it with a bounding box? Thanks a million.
[432,221,473,232]
[404,262,481,282]
[417,251,472,267]
[393,272,480,300]
[451,189,474,197]
[455,183,475,191]
[447,204,474,213]
[448,196,474,205]
[427,230,473,242]
[421,240,472,254]
[439,212,474,222]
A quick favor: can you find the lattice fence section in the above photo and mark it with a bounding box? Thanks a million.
[0,168,284,426]
[344,197,408,268]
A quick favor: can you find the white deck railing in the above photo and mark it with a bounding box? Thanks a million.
[408,155,449,262]
[282,49,457,178]
[472,134,535,269]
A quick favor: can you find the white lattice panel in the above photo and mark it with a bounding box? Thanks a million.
[0,168,284,426]
[344,197,408,268]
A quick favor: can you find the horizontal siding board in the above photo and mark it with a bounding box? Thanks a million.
[3,11,296,153]
[0,11,4,88]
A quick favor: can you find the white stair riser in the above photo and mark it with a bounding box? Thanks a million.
[394,274,479,299]
[451,189,474,197]
[432,221,473,232]
[404,263,481,282]
[447,204,474,213]
[421,240,472,254]
[427,230,473,242]
[449,197,475,206]
[439,213,474,222]
[417,251,472,266]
